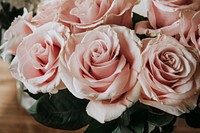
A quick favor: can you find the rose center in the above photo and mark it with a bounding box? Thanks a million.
[90,40,110,64]
[30,40,60,74]
[160,51,180,70]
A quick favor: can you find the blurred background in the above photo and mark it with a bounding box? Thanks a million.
[0,0,200,133]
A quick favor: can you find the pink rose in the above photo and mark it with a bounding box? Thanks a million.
[135,0,200,36]
[138,35,200,116]
[10,22,70,94]
[179,10,200,52]
[0,9,34,59]
[32,0,64,26]
[33,0,138,33]
[59,25,142,123]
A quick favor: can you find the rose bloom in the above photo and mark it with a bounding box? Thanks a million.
[59,25,142,123]
[135,0,200,36]
[32,0,63,26]
[32,0,138,33]
[179,10,200,53]
[10,22,70,94]
[138,35,200,116]
[0,9,33,59]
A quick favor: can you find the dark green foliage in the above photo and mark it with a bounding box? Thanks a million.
[28,89,92,130]
[0,2,23,47]
[0,2,23,29]
[147,107,175,127]
[112,125,133,133]
[185,105,200,128]
[85,119,118,133]
[24,89,44,100]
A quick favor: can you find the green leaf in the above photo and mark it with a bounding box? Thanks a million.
[147,123,156,133]
[185,106,200,128]
[150,126,161,133]
[120,109,132,126]
[129,103,148,133]
[112,125,133,133]
[147,108,175,127]
[0,2,23,29]
[24,89,44,100]
[161,117,176,133]
[112,109,135,133]
[28,89,92,130]
[85,119,118,133]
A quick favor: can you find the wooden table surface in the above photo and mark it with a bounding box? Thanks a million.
[0,59,200,133]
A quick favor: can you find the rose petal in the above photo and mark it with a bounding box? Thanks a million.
[86,100,126,123]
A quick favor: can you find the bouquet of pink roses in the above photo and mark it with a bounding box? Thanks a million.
[1,0,200,132]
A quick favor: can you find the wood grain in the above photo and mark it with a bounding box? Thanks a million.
[0,59,200,133]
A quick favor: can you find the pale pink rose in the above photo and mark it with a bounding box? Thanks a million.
[135,0,200,36]
[33,0,138,33]
[59,25,142,123]
[179,10,200,53]
[10,22,70,94]
[138,35,200,116]
[32,0,64,26]
[0,9,34,59]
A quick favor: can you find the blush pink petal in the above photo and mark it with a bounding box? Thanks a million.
[59,0,137,31]
[70,55,127,99]
[151,1,180,28]
[32,0,64,26]
[69,52,93,80]
[86,81,141,123]
[90,60,118,79]
[135,20,180,36]
[9,22,69,94]
[86,100,126,123]
[121,80,142,107]
[139,35,200,116]
[139,68,175,101]
[0,9,33,59]
[83,55,127,88]
[70,0,100,24]
[10,57,62,94]
[140,93,199,116]
[89,53,125,80]
[96,64,130,100]
[181,11,200,50]
[96,0,112,19]
[112,26,141,70]
[164,81,194,99]
[135,0,200,37]
[104,0,133,28]
[81,27,118,49]
[27,75,62,94]
[20,59,42,79]
[179,10,197,45]
[27,69,57,85]
[59,58,86,99]
[59,25,142,123]
[73,78,97,99]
